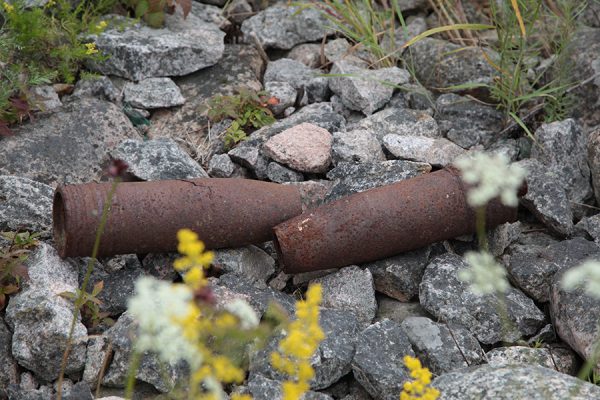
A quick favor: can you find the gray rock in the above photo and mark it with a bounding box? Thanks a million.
[111,137,208,181]
[0,176,53,234]
[329,61,410,115]
[83,336,111,387]
[247,374,333,400]
[190,1,232,31]
[264,58,329,103]
[262,123,333,174]
[266,162,304,183]
[148,44,264,160]
[375,296,432,324]
[332,130,385,164]
[71,255,145,316]
[486,346,578,375]
[410,38,498,94]
[311,266,377,328]
[250,309,360,390]
[325,160,431,202]
[587,126,600,206]
[0,318,18,395]
[528,324,557,346]
[550,267,600,371]
[324,38,354,63]
[141,253,179,281]
[350,107,440,143]
[29,85,62,111]
[419,253,546,345]
[575,213,600,243]
[228,145,268,179]
[517,159,574,236]
[225,0,254,24]
[6,385,54,400]
[102,313,187,392]
[504,237,600,303]
[287,43,322,68]
[63,381,93,400]
[286,180,333,211]
[352,319,414,400]
[0,97,140,186]
[567,27,600,125]
[217,273,296,316]
[207,153,235,178]
[123,78,185,109]
[488,222,521,257]
[434,364,600,399]
[72,76,121,103]
[363,247,430,302]
[212,245,276,285]
[241,4,330,50]
[531,119,591,205]
[264,81,297,115]
[247,102,345,146]
[5,244,88,382]
[435,93,504,138]
[383,134,465,166]
[88,14,225,81]
[401,317,485,375]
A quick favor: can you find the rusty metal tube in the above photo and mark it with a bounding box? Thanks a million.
[53,178,303,258]
[273,167,525,274]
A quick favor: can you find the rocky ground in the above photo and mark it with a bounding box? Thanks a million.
[2,0,600,399]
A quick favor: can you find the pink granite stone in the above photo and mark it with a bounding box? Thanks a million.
[262,122,333,173]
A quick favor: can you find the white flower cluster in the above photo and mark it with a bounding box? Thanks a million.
[458,251,509,295]
[127,276,201,368]
[224,298,259,330]
[454,152,527,208]
[561,260,600,299]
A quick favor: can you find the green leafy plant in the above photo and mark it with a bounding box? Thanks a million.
[59,281,113,329]
[204,88,276,149]
[121,0,191,27]
[0,0,114,134]
[0,231,40,309]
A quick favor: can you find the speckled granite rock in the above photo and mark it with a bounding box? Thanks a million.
[212,246,276,285]
[352,319,415,400]
[433,364,600,399]
[486,345,579,375]
[419,253,546,345]
[0,176,53,234]
[332,130,386,164]
[363,247,430,302]
[264,58,329,103]
[504,237,600,302]
[0,97,140,186]
[241,4,330,50]
[382,134,465,166]
[311,266,377,328]
[401,317,485,375]
[325,160,431,202]
[123,78,185,109]
[87,13,225,80]
[262,123,333,173]
[111,137,208,180]
[350,107,440,143]
[250,309,360,390]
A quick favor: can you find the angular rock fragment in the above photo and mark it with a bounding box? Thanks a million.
[123,78,185,109]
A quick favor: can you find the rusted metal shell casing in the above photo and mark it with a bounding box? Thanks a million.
[274,168,524,274]
[53,178,303,258]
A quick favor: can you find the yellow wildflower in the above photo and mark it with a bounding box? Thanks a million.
[45,0,55,7]
[174,228,214,290]
[96,20,108,30]
[271,284,325,400]
[400,356,440,400]
[2,2,14,13]
[85,42,98,55]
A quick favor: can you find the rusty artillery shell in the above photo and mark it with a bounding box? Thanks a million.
[53,178,303,258]
[273,167,525,274]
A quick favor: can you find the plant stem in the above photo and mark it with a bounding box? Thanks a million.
[56,178,120,400]
[125,350,142,399]
[476,205,488,251]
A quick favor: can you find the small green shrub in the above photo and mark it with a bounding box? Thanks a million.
[0,231,40,309]
[204,88,276,149]
[0,0,114,133]
[121,0,191,27]
[59,281,113,329]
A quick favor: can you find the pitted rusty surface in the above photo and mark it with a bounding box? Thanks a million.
[53,178,303,258]
[274,168,521,273]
